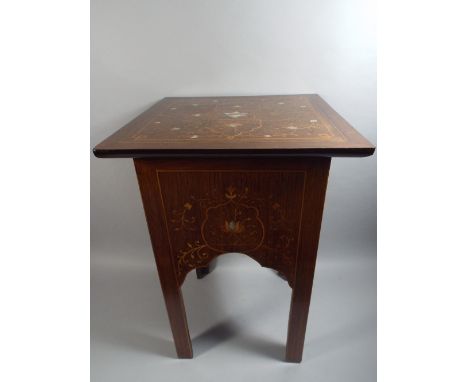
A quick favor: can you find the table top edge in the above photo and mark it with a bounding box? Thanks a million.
[93,146,375,159]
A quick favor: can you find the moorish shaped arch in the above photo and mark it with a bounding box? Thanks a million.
[157,171,307,288]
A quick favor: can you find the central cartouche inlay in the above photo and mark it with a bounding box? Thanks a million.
[169,180,300,283]
[201,186,264,252]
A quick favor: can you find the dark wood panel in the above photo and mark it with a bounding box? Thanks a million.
[94,94,374,158]
[157,169,306,287]
[133,157,332,362]
[286,157,331,362]
[134,159,193,358]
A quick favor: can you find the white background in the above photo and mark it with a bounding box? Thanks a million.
[1,1,467,381]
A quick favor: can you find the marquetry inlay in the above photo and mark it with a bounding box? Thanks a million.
[94,94,375,157]
[157,170,306,286]
[94,91,375,363]
[124,95,346,144]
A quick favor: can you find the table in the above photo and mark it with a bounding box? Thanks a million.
[93,94,375,362]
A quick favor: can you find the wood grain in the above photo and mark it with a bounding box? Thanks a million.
[285,157,331,362]
[158,169,305,287]
[93,95,374,158]
[133,157,332,362]
[134,159,193,358]
[94,94,374,362]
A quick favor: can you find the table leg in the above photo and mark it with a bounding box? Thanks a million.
[157,275,193,358]
[134,159,193,358]
[135,157,330,361]
[285,158,330,362]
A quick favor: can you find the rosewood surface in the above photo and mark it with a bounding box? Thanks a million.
[133,157,330,362]
[93,94,375,363]
[94,94,374,158]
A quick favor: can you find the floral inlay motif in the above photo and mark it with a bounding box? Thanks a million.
[171,202,196,232]
[201,185,264,252]
[168,182,301,285]
[124,95,347,144]
[122,95,348,148]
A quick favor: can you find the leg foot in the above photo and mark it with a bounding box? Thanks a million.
[162,286,193,358]
[285,283,312,363]
[196,258,217,279]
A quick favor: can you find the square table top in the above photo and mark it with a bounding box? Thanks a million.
[93,94,374,158]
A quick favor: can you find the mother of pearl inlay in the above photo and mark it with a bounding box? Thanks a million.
[224,111,248,119]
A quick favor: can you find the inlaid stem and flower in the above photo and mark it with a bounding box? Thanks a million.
[166,179,304,286]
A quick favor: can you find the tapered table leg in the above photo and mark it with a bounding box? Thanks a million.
[157,281,193,358]
[285,158,330,362]
[135,157,330,362]
[134,159,193,358]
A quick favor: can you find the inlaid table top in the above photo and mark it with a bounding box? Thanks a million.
[93,93,375,363]
[94,94,374,158]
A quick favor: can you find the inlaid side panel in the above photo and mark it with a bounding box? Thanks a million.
[157,171,306,286]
